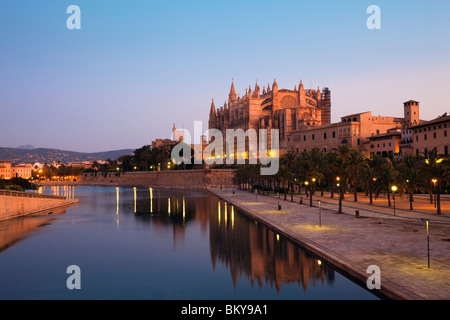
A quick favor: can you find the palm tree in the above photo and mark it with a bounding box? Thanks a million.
[362,155,383,205]
[299,153,324,207]
[324,152,339,198]
[346,149,367,202]
[374,162,398,207]
[280,152,300,202]
[423,150,449,214]
[398,154,425,210]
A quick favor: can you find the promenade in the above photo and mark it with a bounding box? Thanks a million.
[208,187,450,300]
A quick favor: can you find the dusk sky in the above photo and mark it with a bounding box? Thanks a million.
[1,0,449,153]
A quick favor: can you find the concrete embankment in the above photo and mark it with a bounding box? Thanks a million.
[75,169,235,189]
[208,187,450,300]
[0,190,79,222]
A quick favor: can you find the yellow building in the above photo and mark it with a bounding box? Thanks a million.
[0,161,33,179]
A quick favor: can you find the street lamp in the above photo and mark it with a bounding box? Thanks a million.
[421,218,431,268]
[391,185,397,216]
[432,179,437,208]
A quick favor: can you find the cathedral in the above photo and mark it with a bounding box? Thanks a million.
[208,79,331,155]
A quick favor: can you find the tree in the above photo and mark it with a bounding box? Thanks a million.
[422,149,449,214]
[398,154,425,210]
[374,161,398,207]
[362,155,383,205]
[346,149,367,202]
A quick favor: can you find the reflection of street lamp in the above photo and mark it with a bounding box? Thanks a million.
[391,186,397,216]
[432,179,437,208]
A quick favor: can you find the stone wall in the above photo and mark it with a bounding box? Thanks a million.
[78,169,236,189]
[0,190,78,221]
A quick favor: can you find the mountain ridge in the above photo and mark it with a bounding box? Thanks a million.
[0,146,134,164]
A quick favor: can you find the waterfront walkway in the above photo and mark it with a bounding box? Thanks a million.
[208,187,450,300]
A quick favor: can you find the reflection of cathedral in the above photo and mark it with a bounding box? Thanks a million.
[209,200,335,292]
[131,189,335,293]
[209,80,331,154]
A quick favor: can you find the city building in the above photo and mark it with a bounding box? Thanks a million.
[0,161,33,179]
[151,123,185,149]
[207,81,449,159]
[407,114,450,156]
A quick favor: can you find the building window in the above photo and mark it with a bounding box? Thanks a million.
[445,146,448,156]
[424,134,427,141]
[416,136,418,142]
[332,131,336,138]
[357,139,360,145]
[376,130,380,135]
[303,135,306,141]
[389,143,391,147]
[312,134,315,140]
[434,132,436,139]
[416,149,419,155]
[445,131,447,137]
[324,132,327,139]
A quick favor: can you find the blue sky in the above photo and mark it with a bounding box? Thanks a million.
[1,0,449,152]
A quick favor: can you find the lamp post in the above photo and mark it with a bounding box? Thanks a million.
[421,218,430,268]
[432,179,437,209]
[391,186,397,216]
[319,200,322,227]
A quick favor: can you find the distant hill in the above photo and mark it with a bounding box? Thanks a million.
[16,144,35,150]
[0,147,134,164]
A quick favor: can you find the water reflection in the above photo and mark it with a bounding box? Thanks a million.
[130,188,336,293]
[0,207,68,254]
[21,186,376,299]
[210,200,335,293]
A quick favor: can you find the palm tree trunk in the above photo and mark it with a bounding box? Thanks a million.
[290,182,294,202]
[409,192,413,210]
[369,183,373,205]
[338,188,343,213]
[330,180,334,198]
[387,190,391,207]
[437,182,441,215]
[353,176,358,201]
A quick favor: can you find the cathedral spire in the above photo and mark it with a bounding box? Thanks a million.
[210,99,215,113]
[229,81,237,102]
[272,79,278,93]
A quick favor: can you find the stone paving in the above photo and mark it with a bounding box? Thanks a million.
[208,187,450,300]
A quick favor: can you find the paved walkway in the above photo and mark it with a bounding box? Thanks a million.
[208,187,450,300]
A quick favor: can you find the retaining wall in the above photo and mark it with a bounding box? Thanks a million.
[0,190,78,221]
[78,169,236,189]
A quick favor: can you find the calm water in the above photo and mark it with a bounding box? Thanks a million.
[0,186,379,300]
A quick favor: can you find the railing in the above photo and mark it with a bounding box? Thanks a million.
[0,189,67,200]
